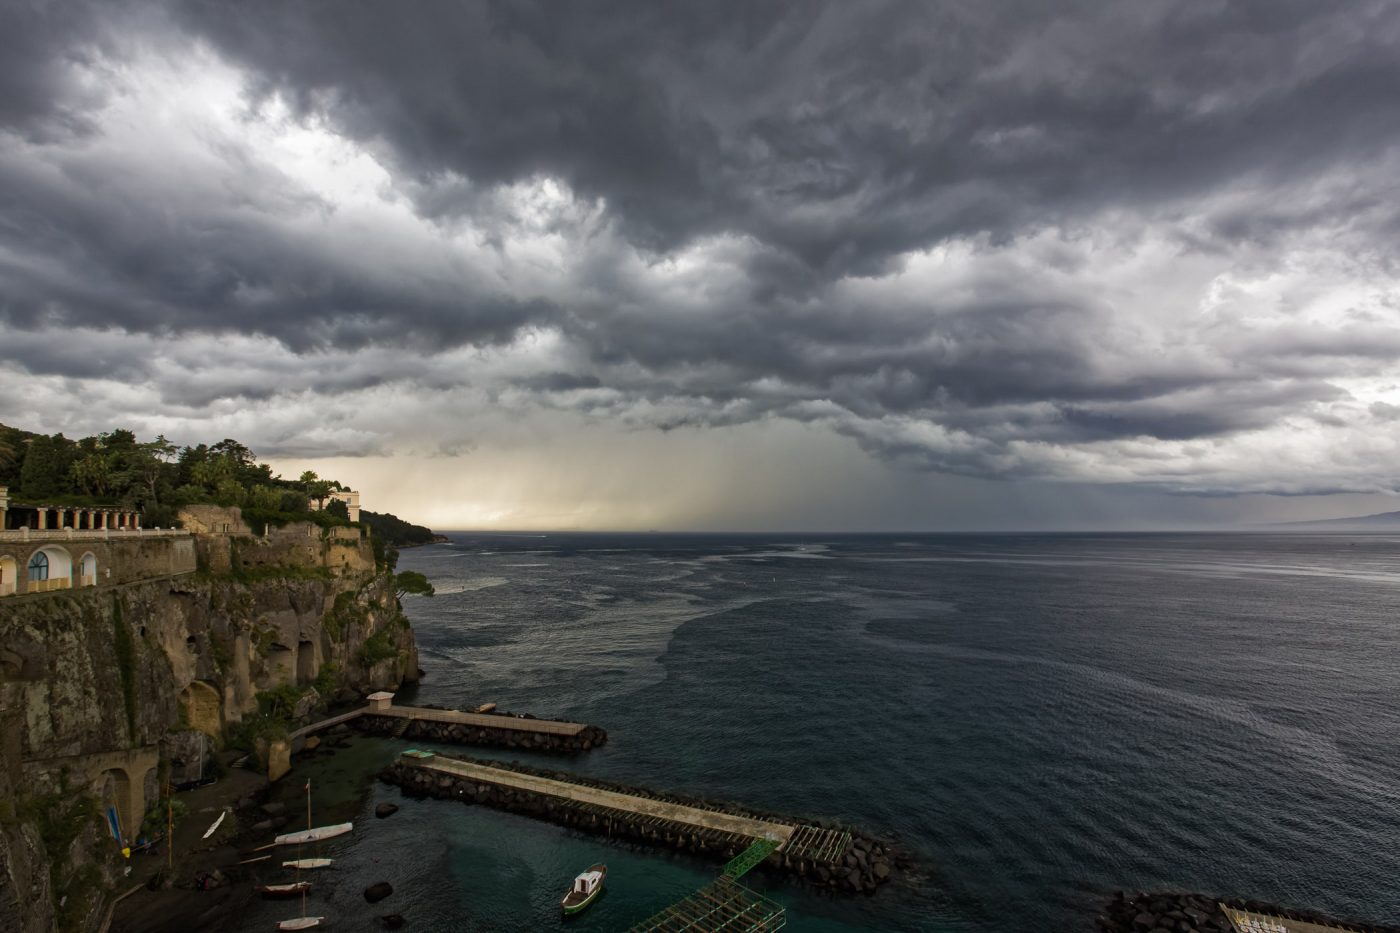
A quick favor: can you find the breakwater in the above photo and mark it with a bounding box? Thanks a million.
[352,705,607,752]
[380,753,902,895]
[1097,891,1400,933]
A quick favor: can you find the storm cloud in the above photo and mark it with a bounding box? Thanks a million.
[3,0,1400,524]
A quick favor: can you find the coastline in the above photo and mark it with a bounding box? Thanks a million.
[396,534,450,549]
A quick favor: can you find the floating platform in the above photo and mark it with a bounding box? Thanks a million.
[629,877,786,932]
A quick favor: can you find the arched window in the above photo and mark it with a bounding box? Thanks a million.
[27,552,49,582]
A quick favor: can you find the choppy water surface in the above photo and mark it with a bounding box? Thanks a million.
[241,533,1400,931]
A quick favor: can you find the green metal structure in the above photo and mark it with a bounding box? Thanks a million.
[628,876,786,932]
[723,836,782,880]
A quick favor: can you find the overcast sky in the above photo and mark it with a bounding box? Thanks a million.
[3,1,1399,530]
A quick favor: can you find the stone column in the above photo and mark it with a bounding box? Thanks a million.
[100,511,108,530]
[134,513,141,530]
[37,509,48,530]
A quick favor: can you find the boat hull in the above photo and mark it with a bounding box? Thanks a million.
[561,863,607,915]
[561,888,600,915]
[274,822,352,846]
[282,858,333,870]
[256,882,311,898]
[275,918,323,931]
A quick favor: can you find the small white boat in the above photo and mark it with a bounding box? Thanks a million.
[257,881,311,897]
[203,809,228,839]
[282,858,333,870]
[561,863,607,915]
[275,917,323,930]
[274,822,352,846]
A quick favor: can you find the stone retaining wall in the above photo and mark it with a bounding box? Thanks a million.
[380,757,902,895]
[353,711,607,752]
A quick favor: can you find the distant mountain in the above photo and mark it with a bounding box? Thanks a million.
[1271,509,1400,529]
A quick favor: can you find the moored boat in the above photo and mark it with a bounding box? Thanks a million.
[282,858,333,870]
[561,863,606,915]
[256,881,311,897]
[276,779,336,930]
[274,822,352,846]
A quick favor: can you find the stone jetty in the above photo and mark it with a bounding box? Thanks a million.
[1097,891,1400,933]
[289,692,608,755]
[353,706,607,753]
[381,752,902,895]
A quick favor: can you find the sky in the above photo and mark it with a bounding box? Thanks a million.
[2,1,1400,531]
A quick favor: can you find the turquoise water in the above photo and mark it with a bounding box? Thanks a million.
[236,533,1400,931]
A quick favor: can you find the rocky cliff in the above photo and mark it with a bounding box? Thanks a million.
[0,507,422,931]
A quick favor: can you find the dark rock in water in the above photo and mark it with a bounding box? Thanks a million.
[365,881,394,903]
[250,819,273,833]
[380,915,405,929]
[260,802,286,816]
[375,802,399,819]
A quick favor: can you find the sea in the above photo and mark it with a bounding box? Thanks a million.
[236,533,1400,932]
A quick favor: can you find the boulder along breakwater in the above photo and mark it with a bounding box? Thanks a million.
[1097,891,1400,933]
[381,753,905,895]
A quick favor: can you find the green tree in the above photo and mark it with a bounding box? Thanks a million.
[191,456,235,492]
[299,471,333,509]
[131,435,177,502]
[394,571,435,600]
[70,451,115,496]
[325,498,349,520]
[19,435,66,499]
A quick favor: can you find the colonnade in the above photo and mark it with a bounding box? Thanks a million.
[28,508,141,532]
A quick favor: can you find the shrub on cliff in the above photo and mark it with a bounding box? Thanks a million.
[394,571,434,600]
[358,630,399,665]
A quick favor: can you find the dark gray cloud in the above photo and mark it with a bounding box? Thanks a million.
[1,0,1399,502]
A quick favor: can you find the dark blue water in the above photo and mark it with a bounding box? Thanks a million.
[241,533,1400,931]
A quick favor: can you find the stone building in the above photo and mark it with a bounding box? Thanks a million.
[314,488,361,522]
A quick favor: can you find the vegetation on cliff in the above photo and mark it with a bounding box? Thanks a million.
[361,508,441,547]
[0,423,445,565]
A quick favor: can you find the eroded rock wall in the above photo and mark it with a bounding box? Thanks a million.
[0,525,421,932]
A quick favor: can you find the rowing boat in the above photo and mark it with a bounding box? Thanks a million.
[282,858,333,870]
[273,822,352,846]
[256,882,311,897]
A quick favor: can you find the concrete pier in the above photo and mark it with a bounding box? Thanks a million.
[290,696,606,753]
[382,751,898,895]
[411,754,794,842]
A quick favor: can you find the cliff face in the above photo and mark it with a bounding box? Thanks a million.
[0,508,421,931]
